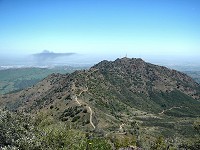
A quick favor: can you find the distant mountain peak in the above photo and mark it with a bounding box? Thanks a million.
[114,57,145,64]
[32,51,76,60]
[92,57,146,70]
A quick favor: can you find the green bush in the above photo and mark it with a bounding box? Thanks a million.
[87,138,112,150]
[150,136,167,150]
[72,116,80,122]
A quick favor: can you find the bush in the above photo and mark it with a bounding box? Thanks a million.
[108,134,136,149]
[72,116,80,122]
[87,138,112,150]
[0,109,37,149]
[150,136,167,150]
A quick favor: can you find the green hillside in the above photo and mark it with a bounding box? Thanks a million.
[0,67,83,94]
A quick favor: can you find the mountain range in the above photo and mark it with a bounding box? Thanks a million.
[0,57,200,149]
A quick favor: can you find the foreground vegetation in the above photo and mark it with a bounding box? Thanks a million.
[0,109,199,150]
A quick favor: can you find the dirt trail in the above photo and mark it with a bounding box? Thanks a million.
[78,87,88,96]
[72,85,95,129]
[159,106,183,115]
[88,106,96,129]
[119,123,125,130]
[74,96,81,106]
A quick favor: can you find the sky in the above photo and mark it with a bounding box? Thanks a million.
[0,0,200,62]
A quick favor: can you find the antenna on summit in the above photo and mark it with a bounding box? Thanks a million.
[125,53,127,58]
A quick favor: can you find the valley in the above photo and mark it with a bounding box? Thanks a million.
[0,66,85,94]
[184,71,200,84]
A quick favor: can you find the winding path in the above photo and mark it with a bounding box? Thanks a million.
[72,86,95,129]
[74,96,81,106]
[88,106,96,129]
[119,123,125,130]
[159,106,183,115]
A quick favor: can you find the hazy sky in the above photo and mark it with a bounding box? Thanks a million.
[0,0,200,59]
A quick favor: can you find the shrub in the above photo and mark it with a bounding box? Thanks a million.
[72,116,80,122]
